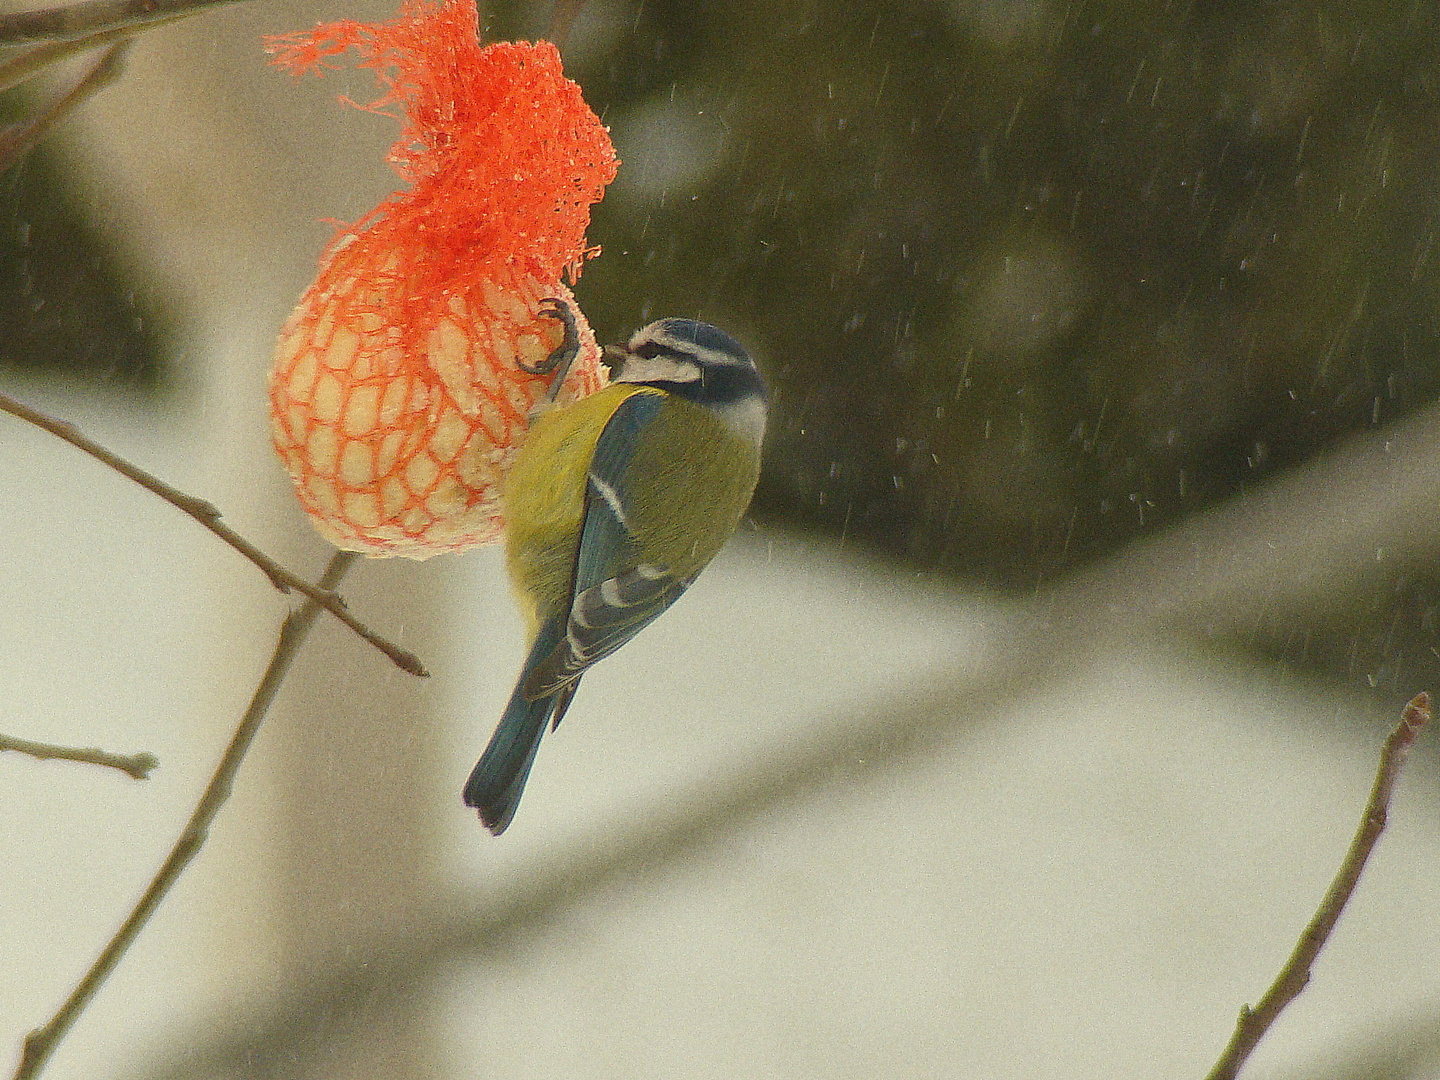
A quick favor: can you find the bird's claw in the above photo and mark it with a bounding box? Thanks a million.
[521,298,582,408]
[518,298,574,374]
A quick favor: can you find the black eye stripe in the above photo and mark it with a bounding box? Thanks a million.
[635,340,747,368]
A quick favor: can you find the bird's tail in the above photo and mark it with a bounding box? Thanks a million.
[466,615,587,834]
[463,679,557,834]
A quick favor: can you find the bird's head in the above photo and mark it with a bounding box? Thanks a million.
[603,318,767,447]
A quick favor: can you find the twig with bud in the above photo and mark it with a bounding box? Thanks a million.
[1204,691,1433,1080]
[0,733,157,779]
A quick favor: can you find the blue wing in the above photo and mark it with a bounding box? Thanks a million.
[523,391,691,701]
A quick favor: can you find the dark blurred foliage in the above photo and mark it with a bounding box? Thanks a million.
[0,93,165,391]
[1244,567,1440,696]
[485,0,1440,603]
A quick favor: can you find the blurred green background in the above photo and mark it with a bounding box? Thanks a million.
[8,0,1440,691]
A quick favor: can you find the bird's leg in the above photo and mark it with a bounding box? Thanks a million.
[524,297,582,404]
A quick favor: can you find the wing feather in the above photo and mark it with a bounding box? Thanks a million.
[523,392,692,702]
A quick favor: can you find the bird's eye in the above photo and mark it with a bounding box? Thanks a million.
[634,341,667,360]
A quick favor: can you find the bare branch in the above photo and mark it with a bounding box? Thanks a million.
[0,17,163,93]
[0,0,249,43]
[0,0,242,181]
[1203,691,1433,1080]
[0,41,127,174]
[12,550,358,1080]
[0,732,156,779]
[0,392,428,677]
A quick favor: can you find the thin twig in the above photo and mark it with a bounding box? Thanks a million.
[0,12,187,92]
[0,392,428,677]
[0,732,156,779]
[1203,691,1433,1080]
[0,41,128,174]
[12,550,358,1080]
[0,0,249,43]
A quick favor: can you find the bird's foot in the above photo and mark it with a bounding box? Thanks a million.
[522,297,582,406]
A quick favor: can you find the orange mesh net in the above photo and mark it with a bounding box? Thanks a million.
[266,1,619,557]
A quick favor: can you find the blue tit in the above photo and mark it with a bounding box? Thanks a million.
[464,307,768,834]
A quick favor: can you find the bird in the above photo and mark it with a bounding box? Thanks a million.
[463,303,768,833]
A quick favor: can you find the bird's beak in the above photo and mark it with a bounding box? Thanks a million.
[601,344,630,376]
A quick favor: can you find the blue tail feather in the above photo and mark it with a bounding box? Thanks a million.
[463,681,557,834]
[465,618,570,834]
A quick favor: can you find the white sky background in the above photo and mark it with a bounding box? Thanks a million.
[4,2,1440,1079]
